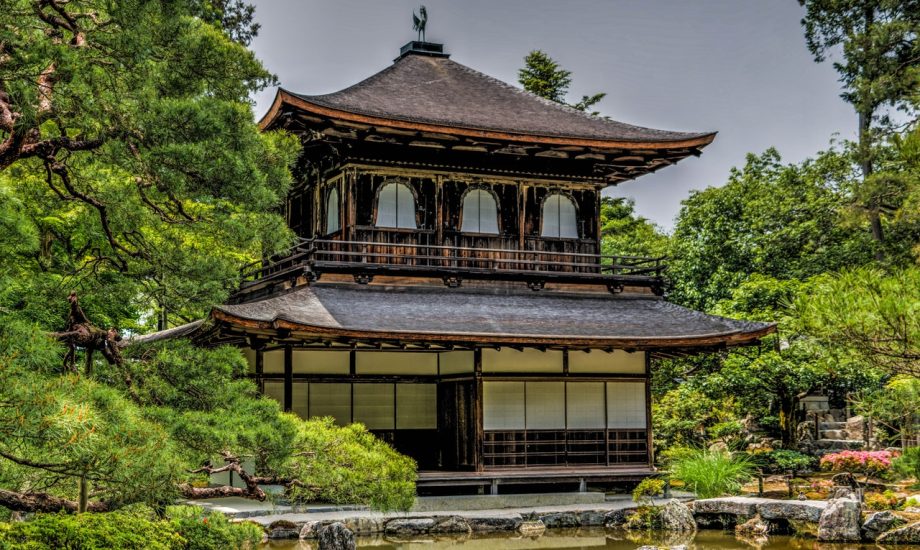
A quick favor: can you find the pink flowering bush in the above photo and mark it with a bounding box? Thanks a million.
[820,450,898,477]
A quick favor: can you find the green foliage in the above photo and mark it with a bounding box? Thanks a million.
[0,511,183,550]
[166,506,263,550]
[0,508,261,550]
[668,448,754,499]
[600,197,670,258]
[652,385,740,450]
[518,50,606,113]
[763,450,816,473]
[632,477,665,503]
[670,148,872,311]
[797,268,920,377]
[284,418,418,512]
[865,490,903,511]
[892,447,920,482]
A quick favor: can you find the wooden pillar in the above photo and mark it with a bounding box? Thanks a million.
[255,349,264,393]
[284,345,293,412]
[473,348,484,472]
[435,174,444,246]
[645,352,654,466]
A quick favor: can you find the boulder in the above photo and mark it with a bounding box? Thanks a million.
[659,499,696,532]
[300,520,330,539]
[862,510,906,541]
[578,509,609,526]
[831,472,858,488]
[689,497,759,518]
[266,519,300,540]
[467,515,522,532]
[735,514,769,537]
[757,500,826,523]
[817,497,861,542]
[877,521,920,544]
[429,516,471,535]
[384,518,435,536]
[343,517,382,536]
[604,506,637,528]
[317,522,356,550]
[518,520,545,536]
[540,512,580,529]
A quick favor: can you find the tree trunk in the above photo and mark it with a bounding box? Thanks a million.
[79,475,88,513]
[0,489,108,513]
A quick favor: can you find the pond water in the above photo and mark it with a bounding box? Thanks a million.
[260,528,920,549]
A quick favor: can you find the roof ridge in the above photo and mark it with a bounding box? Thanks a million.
[441,57,701,138]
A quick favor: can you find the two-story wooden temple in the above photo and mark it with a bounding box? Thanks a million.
[160,40,774,493]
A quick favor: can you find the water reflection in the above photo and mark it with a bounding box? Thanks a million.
[261,528,920,549]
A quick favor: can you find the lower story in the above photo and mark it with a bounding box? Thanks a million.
[246,346,654,486]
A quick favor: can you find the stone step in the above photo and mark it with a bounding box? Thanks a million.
[820,430,848,439]
[820,422,847,430]
[813,439,864,450]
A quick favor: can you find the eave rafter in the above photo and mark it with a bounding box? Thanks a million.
[269,100,712,185]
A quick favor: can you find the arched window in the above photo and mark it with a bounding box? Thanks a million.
[325,187,340,234]
[541,194,578,238]
[375,182,417,229]
[461,188,499,234]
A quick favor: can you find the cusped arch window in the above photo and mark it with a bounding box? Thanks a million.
[375,182,417,229]
[325,186,340,234]
[461,188,499,234]
[541,194,578,239]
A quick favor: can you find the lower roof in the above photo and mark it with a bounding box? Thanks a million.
[211,284,774,350]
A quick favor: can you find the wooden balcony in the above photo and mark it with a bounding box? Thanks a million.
[235,232,667,300]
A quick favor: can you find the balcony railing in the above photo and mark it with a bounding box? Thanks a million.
[236,236,667,299]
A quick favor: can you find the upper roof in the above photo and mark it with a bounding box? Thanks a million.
[259,46,716,151]
[210,284,774,350]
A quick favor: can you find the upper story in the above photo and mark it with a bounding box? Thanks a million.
[249,41,715,298]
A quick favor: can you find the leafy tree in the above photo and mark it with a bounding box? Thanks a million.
[0,0,299,328]
[670,148,873,310]
[796,267,920,377]
[800,0,920,255]
[852,376,920,448]
[518,50,606,114]
[599,197,670,258]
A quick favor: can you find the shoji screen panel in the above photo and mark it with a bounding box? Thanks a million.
[606,382,647,429]
[483,381,525,430]
[565,382,606,429]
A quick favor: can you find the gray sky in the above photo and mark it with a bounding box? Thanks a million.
[248,0,854,230]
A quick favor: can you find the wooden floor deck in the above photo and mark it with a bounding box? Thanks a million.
[417,466,655,494]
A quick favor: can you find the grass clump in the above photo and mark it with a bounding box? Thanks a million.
[669,447,754,498]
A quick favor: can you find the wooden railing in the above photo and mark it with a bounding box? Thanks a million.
[238,234,667,294]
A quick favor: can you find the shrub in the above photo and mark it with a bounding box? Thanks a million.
[0,511,183,550]
[765,449,816,473]
[632,477,665,503]
[167,506,263,550]
[892,447,920,483]
[820,450,897,477]
[669,448,754,499]
[864,490,902,511]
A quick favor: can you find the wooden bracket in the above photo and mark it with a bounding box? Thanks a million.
[353,273,374,285]
[527,280,545,292]
[606,283,624,294]
[442,275,462,288]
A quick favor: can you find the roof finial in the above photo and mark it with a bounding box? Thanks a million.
[412,5,428,43]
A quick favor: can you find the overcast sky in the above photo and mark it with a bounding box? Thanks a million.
[248,0,854,230]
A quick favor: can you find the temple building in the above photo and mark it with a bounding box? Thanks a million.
[166,40,774,492]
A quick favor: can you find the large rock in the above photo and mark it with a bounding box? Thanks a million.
[862,511,906,541]
[266,519,300,540]
[757,500,826,523]
[735,514,769,537]
[518,520,545,536]
[577,509,608,527]
[540,512,580,529]
[384,517,435,536]
[317,522,356,550]
[877,521,920,544]
[817,497,861,542]
[343,516,382,536]
[604,506,638,528]
[429,516,471,535]
[689,497,760,518]
[467,515,523,532]
[660,499,696,532]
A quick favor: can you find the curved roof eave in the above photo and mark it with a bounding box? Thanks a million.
[258,88,717,151]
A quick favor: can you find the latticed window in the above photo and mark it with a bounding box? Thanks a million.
[461,188,499,234]
[325,187,340,233]
[541,193,578,238]
[375,182,417,229]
